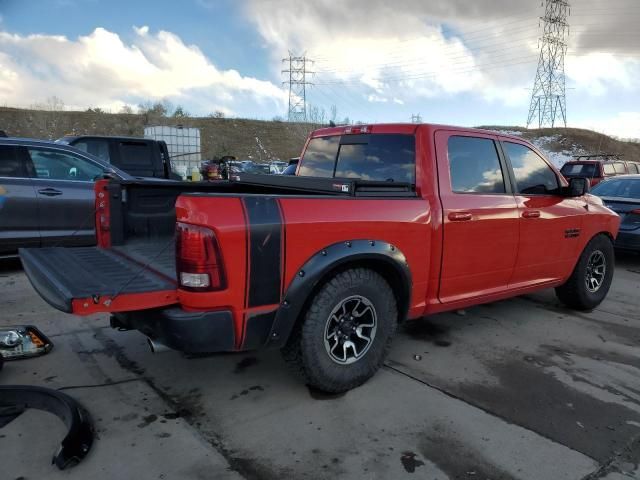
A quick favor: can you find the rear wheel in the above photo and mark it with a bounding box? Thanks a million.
[282,268,397,393]
[555,234,614,311]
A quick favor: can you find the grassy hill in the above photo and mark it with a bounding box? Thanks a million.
[1,107,638,167]
[0,107,314,161]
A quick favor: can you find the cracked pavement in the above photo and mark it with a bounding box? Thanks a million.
[1,253,639,479]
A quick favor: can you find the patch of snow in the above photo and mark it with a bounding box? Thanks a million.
[531,135,587,168]
[496,129,523,137]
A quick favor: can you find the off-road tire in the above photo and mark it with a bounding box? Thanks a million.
[281,268,397,393]
[555,234,614,311]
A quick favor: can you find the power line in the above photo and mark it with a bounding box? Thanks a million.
[527,0,570,128]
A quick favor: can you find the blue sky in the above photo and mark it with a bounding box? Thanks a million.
[0,0,639,137]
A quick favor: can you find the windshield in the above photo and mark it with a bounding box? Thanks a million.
[560,163,597,177]
[592,178,640,198]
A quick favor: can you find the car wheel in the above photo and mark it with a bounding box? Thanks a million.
[281,268,397,393]
[555,234,615,311]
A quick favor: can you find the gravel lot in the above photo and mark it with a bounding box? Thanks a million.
[1,253,639,479]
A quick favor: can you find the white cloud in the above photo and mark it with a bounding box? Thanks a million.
[245,0,640,121]
[367,94,388,103]
[573,112,640,140]
[566,53,640,96]
[0,26,287,115]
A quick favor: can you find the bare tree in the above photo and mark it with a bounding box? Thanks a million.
[330,105,338,123]
[46,96,65,112]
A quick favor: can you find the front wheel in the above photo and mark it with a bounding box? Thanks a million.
[555,234,615,311]
[281,268,397,393]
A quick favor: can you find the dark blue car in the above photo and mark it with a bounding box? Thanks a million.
[591,174,640,252]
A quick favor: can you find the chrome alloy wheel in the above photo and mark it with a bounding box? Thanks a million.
[585,250,606,293]
[324,295,377,365]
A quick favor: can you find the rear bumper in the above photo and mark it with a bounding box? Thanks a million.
[615,231,640,251]
[119,307,236,353]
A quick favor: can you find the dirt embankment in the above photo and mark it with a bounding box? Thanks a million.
[0,107,315,161]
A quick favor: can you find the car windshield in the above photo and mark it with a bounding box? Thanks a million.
[560,163,597,177]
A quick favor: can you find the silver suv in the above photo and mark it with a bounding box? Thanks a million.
[0,138,129,257]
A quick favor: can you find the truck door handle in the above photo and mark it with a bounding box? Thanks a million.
[522,210,541,219]
[448,211,473,222]
[37,188,63,197]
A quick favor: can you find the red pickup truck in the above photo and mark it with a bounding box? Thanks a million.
[20,124,620,392]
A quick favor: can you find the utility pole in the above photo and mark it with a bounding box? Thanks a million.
[282,52,314,122]
[411,113,422,124]
[526,0,570,128]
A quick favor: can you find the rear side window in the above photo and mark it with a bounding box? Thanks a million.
[447,136,505,194]
[628,163,640,174]
[613,163,626,174]
[28,148,104,181]
[503,142,559,194]
[299,134,415,184]
[118,141,153,167]
[560,163,597,177]
[0,145,28,177]
[603,164,616,175]
[72,139,111,162]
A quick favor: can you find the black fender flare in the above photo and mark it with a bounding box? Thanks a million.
[0,385,94,469]
[265,239,412,349]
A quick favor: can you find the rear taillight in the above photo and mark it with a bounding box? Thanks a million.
[176,222,225,291]
[630,209,640,215]
[95,179,111,247]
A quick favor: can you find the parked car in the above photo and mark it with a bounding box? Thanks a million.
[282,157,299,175]
[57,135,180,180]
[0,138,130,257]
[269,161,287,174]
[219,158,243,179]
[560,158,640,187]
[590,174,640,251]
[247,163,271,175]
[200,160,222,181]
[20,124,619,392]
[281,163,297,175]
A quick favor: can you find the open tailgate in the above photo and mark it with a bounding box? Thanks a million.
[20,247,178,315]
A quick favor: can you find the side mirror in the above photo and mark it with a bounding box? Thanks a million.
[567,177,590,197]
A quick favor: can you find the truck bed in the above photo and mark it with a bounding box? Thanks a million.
[112,236,176,280]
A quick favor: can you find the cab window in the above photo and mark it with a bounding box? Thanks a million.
[72,139,111,162]
[447,136,506,194]
[299,134,416,184]
[503,142,559,195]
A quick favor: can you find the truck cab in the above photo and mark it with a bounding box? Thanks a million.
[57,135,178,180]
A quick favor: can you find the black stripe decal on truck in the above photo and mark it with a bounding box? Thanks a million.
[242,197,283,307]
